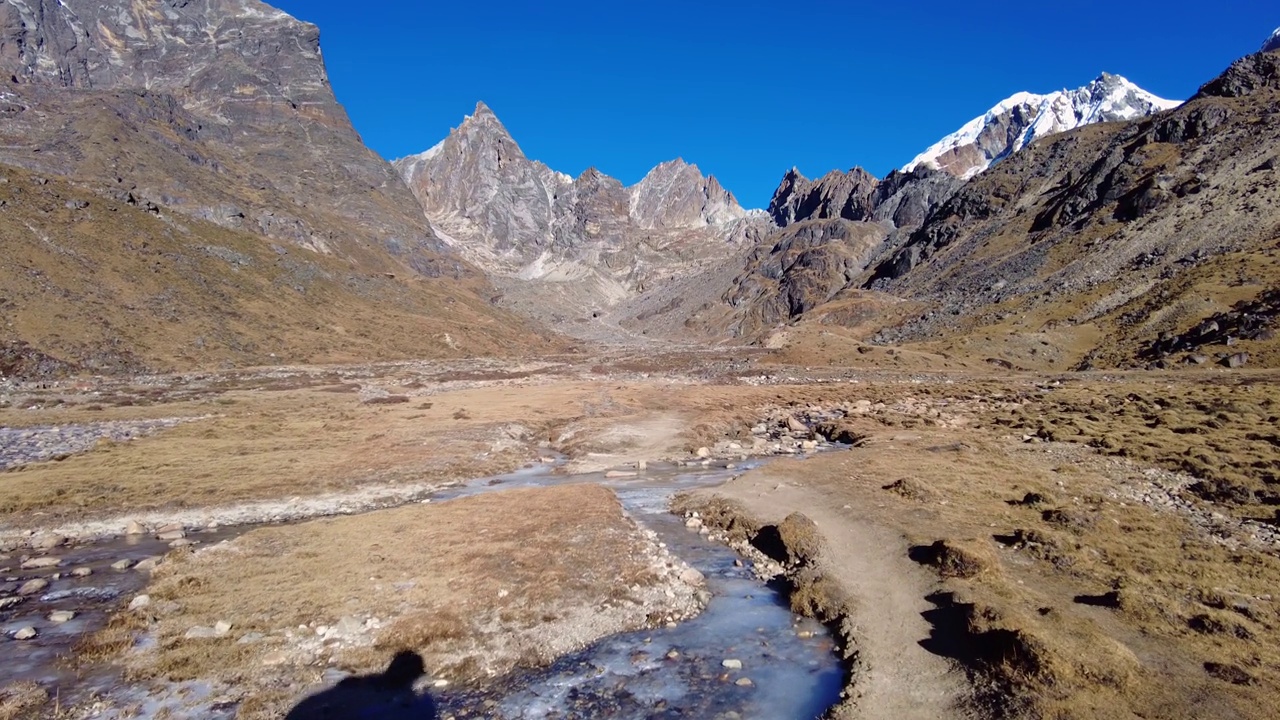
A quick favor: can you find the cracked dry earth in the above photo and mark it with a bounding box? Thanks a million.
[2,353,1279,719]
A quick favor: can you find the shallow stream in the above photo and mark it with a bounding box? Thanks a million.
[1,461,845,718]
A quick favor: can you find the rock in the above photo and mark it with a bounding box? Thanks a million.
[156,530,186,542]
[237,632,265,644]
[70,567,93,577]
[695,447,711,458]
[666,649,680,659]
[0,596,23,610]
[49,610,75,623]
[155,522,183,535]
[214,620,233,637]
[685,517,703,529]
[722,658,743,670]
[1224,352,1249,369]
[786,416,808,433]
[735,677,754,687]
[125,520,147,535]
[261,651,289,666]
[604,470,638,479]
[800,439,818,451]
[110,559,134,571]
[30,534,66,552]
[679,567,706,586]
[169,538,196,548]
[13,626,37,640]
[134,557,162,572]
[18,578,49,595]
[128,594,151,611]
[184,625,219,639]
[637,460,648,471]
[20,556,62,570]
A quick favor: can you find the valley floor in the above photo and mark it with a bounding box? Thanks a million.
[1,351,1278,719]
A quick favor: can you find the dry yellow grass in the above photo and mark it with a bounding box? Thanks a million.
[109,484,691,718]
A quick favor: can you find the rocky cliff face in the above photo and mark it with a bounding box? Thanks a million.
[904,73,1180,180]
[394,104,764,337]
[0,0,555,372]
[0,0,449,272]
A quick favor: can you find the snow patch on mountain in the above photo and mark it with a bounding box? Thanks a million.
[1263,27,1280,53]
[904,73,1180,179]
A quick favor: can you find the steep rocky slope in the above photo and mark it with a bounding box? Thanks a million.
[394,104,770,339]
[854,45,1280,369]
[0,0,554,373]
[904,73,1180,179]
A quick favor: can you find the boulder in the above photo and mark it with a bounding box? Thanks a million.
[18,578,49,595]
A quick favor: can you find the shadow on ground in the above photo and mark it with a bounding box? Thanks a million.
[286,651,438,719]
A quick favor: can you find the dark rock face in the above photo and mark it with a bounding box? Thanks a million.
[1194,51,1280,99]
[767,167,877,227]
[0,0,449,275]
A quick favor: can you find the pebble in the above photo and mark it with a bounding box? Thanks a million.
[134,557,161,572]
[13,626,37,640]
[129,594,151,611]
[18,578,49,595]
[70,567,93,577]
[735,677,754,687]
[111,559,134,571]
[721,659,743,670]
[214,620,233,636]
[49,610,75,623]
[666,650,680,659]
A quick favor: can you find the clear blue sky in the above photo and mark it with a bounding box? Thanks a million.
[271,0,1274,209]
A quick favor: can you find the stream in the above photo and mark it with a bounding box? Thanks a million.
[1,461,845,718]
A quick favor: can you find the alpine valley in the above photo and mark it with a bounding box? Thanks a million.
[3,3,1280,720]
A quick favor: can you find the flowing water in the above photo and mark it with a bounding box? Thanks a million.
[1,461,845,718]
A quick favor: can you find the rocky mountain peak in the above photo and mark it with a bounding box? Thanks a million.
[629,158,745,229]
[904,73,1179,179]
[767,166,879,227]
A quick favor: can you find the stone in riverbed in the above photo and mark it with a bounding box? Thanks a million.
[30,534,66,552]
[695,447,711,458]
[49,610,75,623]
[0,596,23,610]
[679,567,705,586]
[134,557,162,572]
[721,658,743,670]
[125,520,147,535]
[18,578,48,595]
[169,538,196,548]
[70,567,93,577]
[604,470,637,478]
[20,556,62,569]
[735,677,754,687]
[111,559,134,571]
[156,530,186,542]
[13,626,37,640]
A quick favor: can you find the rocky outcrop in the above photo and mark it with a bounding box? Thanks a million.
[904,73,1180,180]
[0,0,450,274]
[767,167,878,226]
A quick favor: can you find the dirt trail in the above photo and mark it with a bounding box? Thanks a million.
[699,471,972,720]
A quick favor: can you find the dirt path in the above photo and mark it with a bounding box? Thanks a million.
[698,471,972,720]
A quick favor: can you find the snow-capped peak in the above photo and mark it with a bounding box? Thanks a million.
[904,73,1180,179]
[1263,27,1280,53]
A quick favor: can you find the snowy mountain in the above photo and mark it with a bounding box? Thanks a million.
[904,73,1181,179]
[1264,27,1280,53]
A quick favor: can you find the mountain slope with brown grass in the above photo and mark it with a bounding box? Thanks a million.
[843,48,1280,371]
[0,162,558,377]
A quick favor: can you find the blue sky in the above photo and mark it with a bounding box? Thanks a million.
[271,0,1275,209]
